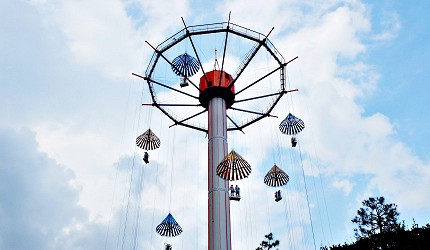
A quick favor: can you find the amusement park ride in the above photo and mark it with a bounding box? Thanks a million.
[133,14,305,250]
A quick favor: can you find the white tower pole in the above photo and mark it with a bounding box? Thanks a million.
[208,96,232,250]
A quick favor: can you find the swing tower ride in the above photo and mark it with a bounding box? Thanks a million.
[134,15,298,249]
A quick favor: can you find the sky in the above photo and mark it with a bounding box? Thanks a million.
[1,0,430,249]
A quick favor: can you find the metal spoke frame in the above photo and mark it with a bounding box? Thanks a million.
[137,17,298,133]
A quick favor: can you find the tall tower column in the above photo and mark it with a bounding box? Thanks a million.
[208,96,231,250]
[199,70,235,250]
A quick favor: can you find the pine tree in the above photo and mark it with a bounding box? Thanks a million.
[352,196,403,239]
[256,233,280,250]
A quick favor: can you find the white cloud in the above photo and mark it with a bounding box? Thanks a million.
[0,127,87,249]
[332,178,354,195]
[371,10,401,42]
[47,0,143,78]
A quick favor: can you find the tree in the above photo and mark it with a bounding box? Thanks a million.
[352,196,403,239]
[322,197,430,249]
[325,223,430,249]
[256,233,280,250]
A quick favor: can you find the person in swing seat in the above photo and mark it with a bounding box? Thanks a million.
[230,184,235,197]
[275,190,282,201]
[291,136,297,147]
[143,152,149,164]
[235,185,240,197]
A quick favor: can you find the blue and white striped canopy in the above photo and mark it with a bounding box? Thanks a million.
[279,113,305,135]
[156,213,183,237]
[171,53,200,78]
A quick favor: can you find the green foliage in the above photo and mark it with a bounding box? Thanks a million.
[321,196,430,249]
[351,197,403,239]
[328,224,430,249]
[256,233,280,250]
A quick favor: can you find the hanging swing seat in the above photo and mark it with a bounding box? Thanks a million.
[180,78,189,88]
[291,137,297,147]
[229,194,241,201]
[143,152,149,164]
[275,190,282,202]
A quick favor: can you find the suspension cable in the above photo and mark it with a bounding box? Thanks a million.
[285,65,318,249]
[298,142,317,250]
[120,69,149,250]
[132,165,145,250]
[105,72,139,250]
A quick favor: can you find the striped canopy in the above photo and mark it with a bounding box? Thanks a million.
[155,213,183,237]
[279,113,305,135]
[216,150,251,181]
[171,53,200,77]
[264,165,289,187]
[136,129,161,150]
